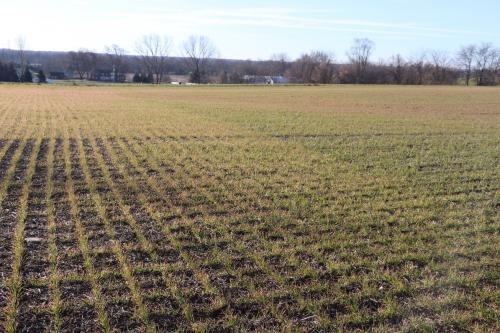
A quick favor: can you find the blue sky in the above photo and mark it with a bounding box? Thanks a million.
[1,0,499,61]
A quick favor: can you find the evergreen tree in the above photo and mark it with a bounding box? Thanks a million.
[0,62,6,81]
[133,72,142,83]
[20,68,33,83]
[133,72,154,84]
[38,70,47,83]
[0,62,19,82]
[7,64,18,82]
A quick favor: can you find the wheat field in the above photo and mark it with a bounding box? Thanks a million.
[0,84,498,332]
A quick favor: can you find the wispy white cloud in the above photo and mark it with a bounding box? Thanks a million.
[103,6,485,39]
[0,1,496,59]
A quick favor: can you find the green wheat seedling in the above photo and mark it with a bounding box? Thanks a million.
[0,85,498,332]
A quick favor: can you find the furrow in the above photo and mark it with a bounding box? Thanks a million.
[104,136,234,328]
[3,138,41,332]
[62,136,110,332]
[73,136,153,333]
[92,136,193,331]
[0,138,35,332]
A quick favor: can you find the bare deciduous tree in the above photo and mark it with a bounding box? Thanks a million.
[456,45,476,86]
[182,36,217,83]
[389,54,406,84]
[136,34,171,84]
[16,37,28,77]
[105,44,128,82]
[347,38,375,83]
[430,50,450,84]
[489,48,500,85]
[270,53,290,76]
[292,54,315,83]
[475,43,497,86]
[291,51,335,84]
[312,51,335,84]
[410,53,428,85]
[493,51,500,84]
[67,49,97,80]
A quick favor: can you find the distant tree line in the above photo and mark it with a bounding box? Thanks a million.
[283,39,500,86]
[1,36,499,85]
